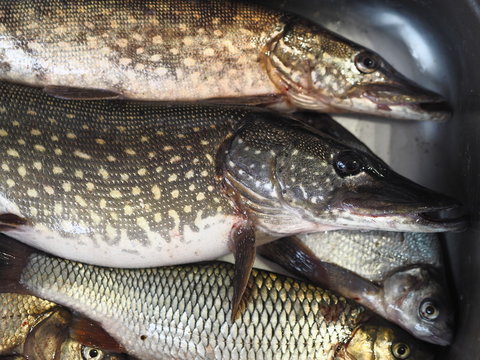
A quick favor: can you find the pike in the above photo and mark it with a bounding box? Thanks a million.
[0,0,449,121]
[0,82,464,318]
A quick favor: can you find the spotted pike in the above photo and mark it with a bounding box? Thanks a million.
[259,232,453,346]
[0,0,449,121]
[0,293,130,359]
[0,237,435,360]
[0,81,464,317]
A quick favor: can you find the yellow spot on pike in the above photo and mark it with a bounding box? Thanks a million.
[1,164,9,171]
[168,174,177,182]
[54,148,62,155]
[66,132,76,139]
[125,148,136,155]
[184,205,192,213]
[33,162,42,170]
[196,192,205,201]
[138,168,147,176]
[99,199,107,209]
[34,144,46,152]
[136,216,149,230]
[151,185,161,200]
[7,149,19,157]
[185,170,194,179]
[131,187,141,196]
[0,129,7,137]
[170,155,182,163]
[116,38,128,48]
[75,170,84,179]
[99,168,109,179]
[124,205,133,215]
[44,185,54,195]
[171,190,179,198]
[203,48,215,57]
[86,182,95,191]
[75,195,87,207]
[154,213,162,222]
[17,166,27,177]
[74,150,91,160]
[6,179,15,187]
[62,182,72,192]
[30,129,41,136]
[152,35,163,44]
[110,190,122,198]
[96,138,106,145]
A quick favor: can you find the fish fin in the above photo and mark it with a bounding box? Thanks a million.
[44,85,123,100]
[70,315,127,352]
[291,112,374,154]
[202,94,285,107]
[230,222,256,321]
[258,237,380,301]
[0,235,33,294]
[24,308,71,359]
[0,213,29,231]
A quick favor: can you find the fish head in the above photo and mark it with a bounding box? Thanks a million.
[265,20,450,121]
[383,267,454,346]
[342,319,436,360]
[222,114,465,236]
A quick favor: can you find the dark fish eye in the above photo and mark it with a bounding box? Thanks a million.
[82,346,104,360]
[355,51,380,73]
[334,151,364,177]
[419,299,440,321]
[391,342,411,359]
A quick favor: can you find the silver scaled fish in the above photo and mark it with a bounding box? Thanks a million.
[259,232,453,346]
[0,236,435,360]
[0,0,450,121]
[0,81,465,317]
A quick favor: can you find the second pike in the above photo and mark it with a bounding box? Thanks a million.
[0,0,449,121]
[0,81,464,317]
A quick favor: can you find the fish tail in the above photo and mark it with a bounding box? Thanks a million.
[0,234,34,294]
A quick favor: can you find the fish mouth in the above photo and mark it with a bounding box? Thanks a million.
[343,199,467,232]
[360,84,452,121]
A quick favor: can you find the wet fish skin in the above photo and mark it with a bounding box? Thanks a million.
[0,293,57,355]
[0,237,434,360]
[258,232,454,345]
[0,293,130,359]
[0,81,464,273]
[0,0,449,121]
[299,231,443,282]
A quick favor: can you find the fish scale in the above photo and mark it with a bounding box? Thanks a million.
[0,82,246,267]
[0,0,280,101]
[20,257,364,360]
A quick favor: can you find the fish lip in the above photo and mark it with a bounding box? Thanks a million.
[359,84,452,120]
[343,199,468,231]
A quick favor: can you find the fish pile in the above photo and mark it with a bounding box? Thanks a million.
[0,0,465,359]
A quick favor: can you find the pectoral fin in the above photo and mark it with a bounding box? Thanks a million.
[44,86,122,100]
[258,237,380,301]
[230,222,256,321]
[0,213,28,231]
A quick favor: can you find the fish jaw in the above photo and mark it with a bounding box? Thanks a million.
[263,20,450,121]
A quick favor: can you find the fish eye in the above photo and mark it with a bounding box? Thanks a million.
[355,51,380,73]
[419,300,440,321]
[82,346,104,360]
[391,342,411,359]
[333,150,364,177]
